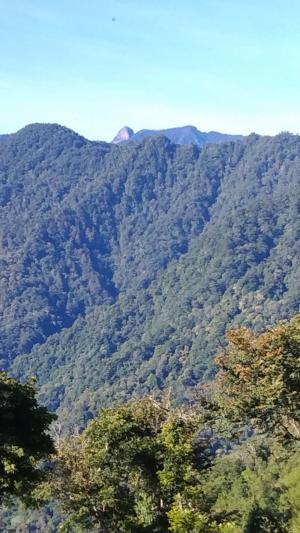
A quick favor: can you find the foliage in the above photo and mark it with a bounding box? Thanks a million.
[279,448,300,532]
[0,500,62,532]
[4,316,300,531]
[213,315,300,440]
[167,503,237,533]
[0,372,56,503]
[36,396,218,532]
[0,125,298,426]
[195,315,300,532]
[1,125,300,529]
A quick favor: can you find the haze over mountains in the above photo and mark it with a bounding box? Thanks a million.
[112,124,243,146]
[0,123,299,426]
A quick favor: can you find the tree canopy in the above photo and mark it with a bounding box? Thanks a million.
[213,315,300,440]
[36,396,223,532]
[0,125,299,426]
[0,372,56,503]
[33,315,300,532]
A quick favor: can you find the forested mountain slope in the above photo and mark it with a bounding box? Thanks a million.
[0,124,223,364]
[1,124,300,425]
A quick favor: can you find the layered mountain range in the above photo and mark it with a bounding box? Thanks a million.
[112,124,242,146]
[0,123,299,426]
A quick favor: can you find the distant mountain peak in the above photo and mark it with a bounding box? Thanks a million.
[112,126,134,144]
[112,125,243,147]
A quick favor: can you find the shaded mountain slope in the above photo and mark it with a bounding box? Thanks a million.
[0,124,230,365]
[5,128,300,426]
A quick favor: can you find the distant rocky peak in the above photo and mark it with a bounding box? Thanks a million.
[111,124,243,147]
[112,126,134,144]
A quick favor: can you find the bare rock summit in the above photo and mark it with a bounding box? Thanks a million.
[112,126,134,144]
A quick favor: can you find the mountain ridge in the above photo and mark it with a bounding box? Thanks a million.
[112,124,243,146]
[0,124,299,425]
[1,122,243,147]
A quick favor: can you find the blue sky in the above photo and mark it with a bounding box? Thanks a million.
[1,0,300,140]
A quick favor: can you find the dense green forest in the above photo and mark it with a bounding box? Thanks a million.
[0,124,299,426]
[0,124,300,530]
[1,316,300,532]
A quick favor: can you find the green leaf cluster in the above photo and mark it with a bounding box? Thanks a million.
[0,372,56,503]
[33,315,300,532]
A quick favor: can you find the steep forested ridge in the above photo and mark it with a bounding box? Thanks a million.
[0,124,299,425]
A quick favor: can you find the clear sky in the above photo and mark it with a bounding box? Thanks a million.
[1,0,300,141]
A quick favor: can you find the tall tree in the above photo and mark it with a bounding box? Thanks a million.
[37,396,235,532]
[213,314,300,440]
[0,372,56,502]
